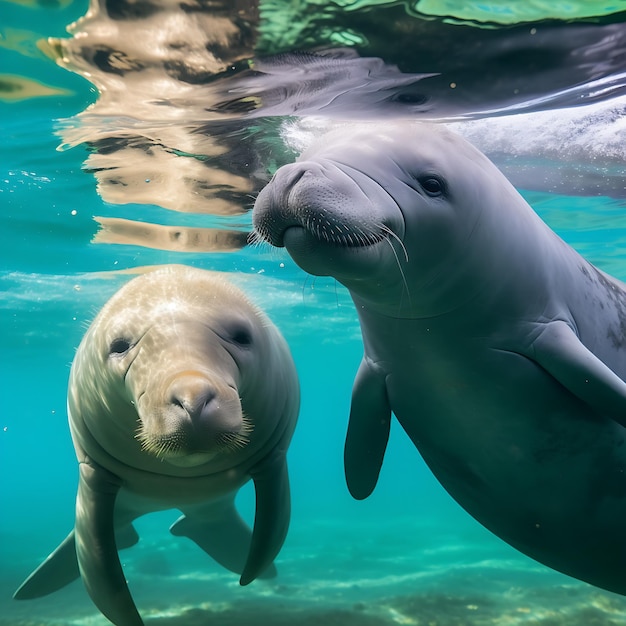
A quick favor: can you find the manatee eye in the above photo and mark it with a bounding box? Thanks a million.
[219,319,254,348]
[419,176,445,197]
[109,338,132,356]
[230,327,253,347]
[391,92,429,106]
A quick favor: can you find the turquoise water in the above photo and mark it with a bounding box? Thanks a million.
[2,1,626,624]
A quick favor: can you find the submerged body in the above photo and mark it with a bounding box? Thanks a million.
[253,123,626,594]
[14,265,300,626]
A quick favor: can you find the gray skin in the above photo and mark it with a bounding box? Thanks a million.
[253,123,626,595]
[14,265,300,626]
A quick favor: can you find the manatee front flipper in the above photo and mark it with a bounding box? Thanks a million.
[76,459,143,626]
[344,357,392,500]
[531,320,626,427]
[170,498,277,579]
[239,450,290,586]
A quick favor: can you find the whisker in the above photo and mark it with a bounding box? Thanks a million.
[353,228,366,247]
[216,415,254,451]
[247,230,264,248]
[380,224,409,262]
[384,237,412,312]
[302,274,310,302]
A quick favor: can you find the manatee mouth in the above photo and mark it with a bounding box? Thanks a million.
[135,415,254,465]
[279,220,389,250]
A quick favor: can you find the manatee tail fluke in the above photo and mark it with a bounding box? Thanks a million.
[171,500,277,579]
[13,531,79,599]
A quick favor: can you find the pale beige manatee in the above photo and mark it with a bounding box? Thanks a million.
[14,264,300,625]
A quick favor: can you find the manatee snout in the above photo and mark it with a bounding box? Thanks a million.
[253,162,326,247]
[138,372,249,461]
[254,160,395,249]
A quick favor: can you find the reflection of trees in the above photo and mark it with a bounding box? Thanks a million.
[46,0,262,253]
[93,217,249,252]
[48,0,259,121]
[76,125,257,215]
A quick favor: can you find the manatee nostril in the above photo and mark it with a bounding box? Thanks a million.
[171,396,185,410]
[195,392,218,421]
[171,389,217,420]
[168,374,218,422]
[286,167,306,189]
[275,168,309,217]
[166,377,243,449]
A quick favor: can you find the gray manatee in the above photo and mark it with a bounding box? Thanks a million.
[253,122,626,595]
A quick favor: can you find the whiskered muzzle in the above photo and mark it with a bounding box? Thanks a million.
[135,413,254,461]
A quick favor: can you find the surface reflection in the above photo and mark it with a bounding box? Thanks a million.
[75,123,257,215]
[93,217,249,252]
[248,17,626,120]
[47,0,626,254]
[48,0,264,255]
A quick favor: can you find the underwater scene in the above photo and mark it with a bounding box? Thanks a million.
[2,0,626,624]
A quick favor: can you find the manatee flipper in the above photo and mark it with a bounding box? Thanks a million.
[531,320,626,427]
[14,531,79,599]
[76,460,143,626]
[344,357,392,500]
[239,450,290,586]
[170,500,277,579]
